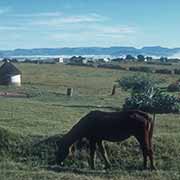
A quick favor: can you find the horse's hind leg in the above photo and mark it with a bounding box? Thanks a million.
[135,133,149,169]
[136,129,156,170]
[97,140,111,169]
[148,134,156,170]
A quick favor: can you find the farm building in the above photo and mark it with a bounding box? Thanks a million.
[0,60,22,86]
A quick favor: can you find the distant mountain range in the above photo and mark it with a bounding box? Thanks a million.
[1,46,180,58]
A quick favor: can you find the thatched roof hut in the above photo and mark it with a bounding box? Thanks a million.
[0,61,22,86]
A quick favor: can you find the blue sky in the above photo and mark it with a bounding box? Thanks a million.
[0,0,180,49]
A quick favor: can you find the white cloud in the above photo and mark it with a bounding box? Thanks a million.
[86,25,135,37]
[31,13,107,26]
[0,10,137,48]
[50,25,135,41]
[101,26,135,34]
[12,12,106,23]
[13,12,63,17]
[47,23,136,48]
[48,31,129,47]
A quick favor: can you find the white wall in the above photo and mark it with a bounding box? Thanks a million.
[10,74,21,86]
[58,57,64,63]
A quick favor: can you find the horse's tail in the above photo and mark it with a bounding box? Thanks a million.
[149,113,155,140]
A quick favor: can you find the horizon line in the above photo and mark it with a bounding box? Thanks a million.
[1,45,180,51]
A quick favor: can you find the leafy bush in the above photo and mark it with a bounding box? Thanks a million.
[174,69,180,75]
[152,91,180,113]
[97,64,126,70]
[146,61,172,65]
[0,127,24,157]
[167,82,180,92]
[119,74,180,114]
[118,74,157,94]
[128,66,153,73]
[123,93,154,113]
[155,69,173,74]
[123,90,180,113]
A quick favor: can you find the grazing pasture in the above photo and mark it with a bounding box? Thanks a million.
[0,63,180,180]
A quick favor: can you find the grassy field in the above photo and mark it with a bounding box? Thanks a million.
[0,63,180,180]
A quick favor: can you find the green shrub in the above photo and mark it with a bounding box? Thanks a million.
[155,69,173,74]
[97,63,126,70]
[118,74,157,94]
[174,69,180,75]
[123,90,180,114]
[147,61,172,65]
[128,66,153,73]
[167,82,180,92]
[119,74,180,114]
[0,127,24,157]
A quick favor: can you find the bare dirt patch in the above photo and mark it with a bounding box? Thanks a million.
[0,91,28,98]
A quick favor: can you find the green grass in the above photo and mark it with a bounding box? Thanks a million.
[0,63,180,179]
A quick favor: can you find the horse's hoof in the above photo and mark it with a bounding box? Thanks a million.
[60,162,64,167]
[104,164,111,170]
[90,165,95,170]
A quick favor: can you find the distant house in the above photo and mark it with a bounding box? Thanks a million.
[98,58,110,63]
[82,59,88,64]
[0,60,22,86]
[56,57,64,63]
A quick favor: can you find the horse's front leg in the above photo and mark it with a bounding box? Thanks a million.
[97,140,111,169]
[89,140,96,169]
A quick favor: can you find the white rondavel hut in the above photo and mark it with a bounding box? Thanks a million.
[0,60,22,86]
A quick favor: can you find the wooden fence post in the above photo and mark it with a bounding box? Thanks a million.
[111,85,117,96]
[67,88,73,96]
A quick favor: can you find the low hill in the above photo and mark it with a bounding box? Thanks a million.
[1,46,180,57]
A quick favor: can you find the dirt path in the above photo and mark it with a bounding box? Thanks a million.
[0,91,28,97]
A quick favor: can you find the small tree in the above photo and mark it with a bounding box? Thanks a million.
[123,90,180,114]
[125,54,135,61]
[118,74,180,115]
[160,56,168,63]
[167,80,180,92]
[137,55,145,62]
[146,56,153,61]
[118,74,156,94]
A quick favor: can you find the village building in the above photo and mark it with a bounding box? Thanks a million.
[56,57,64,63]
[0,60,22,86]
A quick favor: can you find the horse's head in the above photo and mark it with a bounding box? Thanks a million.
[56,142,69,165]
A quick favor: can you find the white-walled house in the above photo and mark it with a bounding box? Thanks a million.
[0,60,22,86]
[57,57,64,63]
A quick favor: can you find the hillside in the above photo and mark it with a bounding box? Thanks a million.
[1,46,180,57]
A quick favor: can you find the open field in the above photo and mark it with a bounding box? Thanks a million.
[0,63,180,180]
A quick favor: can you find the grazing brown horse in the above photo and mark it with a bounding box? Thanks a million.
[56,110,156,170]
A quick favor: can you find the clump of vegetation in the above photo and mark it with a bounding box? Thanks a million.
[118,74,180,114]
[123,90,180,113]
[155,69,173,74]
[117,74,156,94]
[167,80,180,92]
[0,127,24,157]
[97,64,126,70]
[174,69,180,75]
[128,66,153,73]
